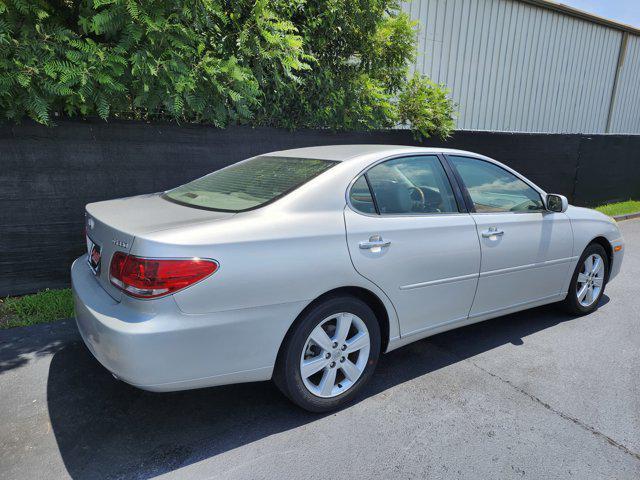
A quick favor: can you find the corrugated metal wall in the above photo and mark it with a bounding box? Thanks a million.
[402,0,640,134]
[609,34,640,134]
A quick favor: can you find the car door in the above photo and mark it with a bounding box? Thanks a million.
[344,154,481,337]
[446,155,573,318]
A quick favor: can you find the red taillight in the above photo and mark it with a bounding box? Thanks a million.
[109,253,218,299]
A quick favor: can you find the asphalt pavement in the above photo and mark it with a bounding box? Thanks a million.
[1,219,639,480]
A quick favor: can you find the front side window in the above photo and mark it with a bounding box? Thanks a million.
[164,156,336,212]
[351,155,458,215]
[449,156,544,213]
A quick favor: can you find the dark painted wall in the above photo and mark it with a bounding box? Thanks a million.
[1,119,639,296]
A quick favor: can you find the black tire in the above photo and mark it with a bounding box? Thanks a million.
[273,295,381,412]
[563,243,609,315]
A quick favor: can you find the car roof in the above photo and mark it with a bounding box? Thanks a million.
[266,144,479,162]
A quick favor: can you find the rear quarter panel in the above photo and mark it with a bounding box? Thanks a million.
[132,206,401,343]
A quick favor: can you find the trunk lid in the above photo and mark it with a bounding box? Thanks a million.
[84,193,234,301]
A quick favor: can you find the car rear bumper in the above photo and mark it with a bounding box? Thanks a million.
[71,256,305,392]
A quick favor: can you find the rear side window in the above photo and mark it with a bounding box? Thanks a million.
[350,155,458,215]
[164,156,337,212]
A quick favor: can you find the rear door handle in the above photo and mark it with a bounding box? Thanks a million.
[359,235,391,249]
[481,227,504,238]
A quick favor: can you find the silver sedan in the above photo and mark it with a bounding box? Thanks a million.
[72,145,624,411]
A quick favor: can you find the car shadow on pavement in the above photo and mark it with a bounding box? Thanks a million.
[0,320,77,374]
[46,298,608,480]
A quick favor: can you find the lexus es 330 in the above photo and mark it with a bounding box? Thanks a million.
[72,145,624,411]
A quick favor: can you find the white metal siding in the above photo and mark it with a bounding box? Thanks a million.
[609,34,640,134]
[403,0,640,134]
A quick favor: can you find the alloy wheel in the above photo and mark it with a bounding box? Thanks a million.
[576,253,605,307]
[299,313,371,398]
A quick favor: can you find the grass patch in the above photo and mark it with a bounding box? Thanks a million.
[595,200,640,218]
[0,288,73,329]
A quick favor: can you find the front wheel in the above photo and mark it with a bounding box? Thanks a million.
[273,296,381,412]
[563,243,609,315]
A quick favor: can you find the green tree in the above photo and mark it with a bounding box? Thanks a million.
[0,0,455,138]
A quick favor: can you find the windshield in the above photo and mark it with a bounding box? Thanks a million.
[163,156,337,212]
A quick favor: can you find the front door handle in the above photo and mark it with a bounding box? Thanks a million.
[481,227,504,238]
[359,234,391,249]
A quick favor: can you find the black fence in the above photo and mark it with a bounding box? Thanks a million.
[1,119,639,296]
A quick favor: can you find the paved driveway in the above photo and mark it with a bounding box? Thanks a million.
[1,220,639,480]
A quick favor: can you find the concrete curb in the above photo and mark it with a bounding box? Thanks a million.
[613,211,640,221]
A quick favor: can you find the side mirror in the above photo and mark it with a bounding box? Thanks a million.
[546,194,568,213]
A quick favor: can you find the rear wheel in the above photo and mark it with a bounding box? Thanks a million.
[563,243,609,315]
[274,296,381,412]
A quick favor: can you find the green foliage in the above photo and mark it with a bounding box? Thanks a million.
[398,74,456,140]
[262,0,417,131]
[1,288,73,328]
[0,0,455,138]
[595,200,640,218]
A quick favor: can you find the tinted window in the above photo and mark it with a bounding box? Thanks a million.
[449,156,544,213]
[349,176,376,214]
[164,156,336,212]
[365,156,458,214]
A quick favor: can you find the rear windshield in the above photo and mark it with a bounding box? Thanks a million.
[163,156,337,212]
